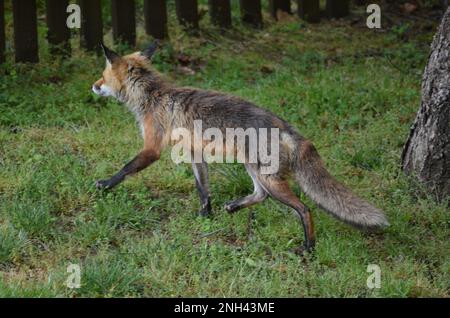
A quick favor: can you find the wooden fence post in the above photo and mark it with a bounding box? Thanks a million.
[13,0,39,63]
[326,0,350,19]
[80,0,103,52]
[0,0,4,63]
[298,0,320,23]
[209,0,231,29]
[144,0,167,39]
[240,0,262,27]
[175,0,199,30]
[269,0,291,20]
[46,0,71,56]
[111,0,136,47]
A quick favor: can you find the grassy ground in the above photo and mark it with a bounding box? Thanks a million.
[0,2,449,297]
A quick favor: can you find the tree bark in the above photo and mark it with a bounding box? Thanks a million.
[402,7,450,201]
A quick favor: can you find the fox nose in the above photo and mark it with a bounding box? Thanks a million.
[92,84,102,95]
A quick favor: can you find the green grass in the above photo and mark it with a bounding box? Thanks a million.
[0,2,449,297]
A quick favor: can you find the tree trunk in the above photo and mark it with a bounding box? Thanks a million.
[401,7,450,201]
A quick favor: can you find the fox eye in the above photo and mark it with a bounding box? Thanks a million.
[128,66,135,74]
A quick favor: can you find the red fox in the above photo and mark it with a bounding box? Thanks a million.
[92,43,389,253]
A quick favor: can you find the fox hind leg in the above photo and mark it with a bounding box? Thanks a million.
[192,162,211,217]
[224,164,268,213]
[256,174,315,253]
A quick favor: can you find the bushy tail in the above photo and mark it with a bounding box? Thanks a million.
[294,140,389,230]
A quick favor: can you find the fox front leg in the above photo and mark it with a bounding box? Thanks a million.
[191,162,211,217]
[96,149,160,190]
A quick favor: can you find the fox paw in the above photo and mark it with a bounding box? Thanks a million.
[95,179,112,190]
[290,244,315,256]
[198,201,211,217]
[224,201,240,213]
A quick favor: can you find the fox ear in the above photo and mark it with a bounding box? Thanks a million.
[141,41,159,60]
[100,43,120,65]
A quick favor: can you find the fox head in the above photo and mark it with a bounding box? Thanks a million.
[92,43,158,100]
